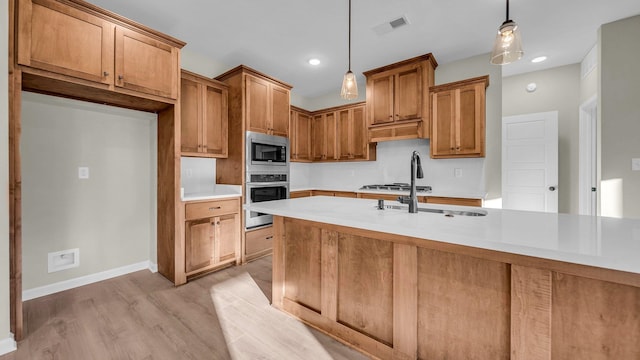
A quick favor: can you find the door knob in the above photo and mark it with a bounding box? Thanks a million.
[548,186,556,191]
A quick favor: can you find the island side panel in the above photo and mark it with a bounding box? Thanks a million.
[271,216,285,308]
[417,248,511,360]
[392,243,418,359]
[283,218,322,312]
[510,265,552,360]
[337,232,394,346]
[551,273,640,359]
[320,229,339,321]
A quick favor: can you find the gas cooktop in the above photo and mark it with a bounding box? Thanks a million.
[359,183,432,193]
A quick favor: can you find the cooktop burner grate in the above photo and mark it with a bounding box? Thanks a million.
[360,183,432,192]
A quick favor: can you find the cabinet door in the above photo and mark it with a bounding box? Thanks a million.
[246,75,270,134]
[271,84,291,137]
[185,218,214,273]
[18,0,114,84]
[115,26,179,99]
[202,84,228,157]
[350,106,367,159]
[457,84,484,156]
[395,65,422,121]
[293,112,312,161]
[325,112,337,160]
[369,74,395,125]
[337,109,351,160]
[216,214,238,263]
[431,90,456,157]
[180,78,201,153]
[312,114,325,161]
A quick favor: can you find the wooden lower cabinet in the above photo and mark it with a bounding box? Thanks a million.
[423,196,482,207]
[184,198,240,277]
[290,190,312,198]
[245,225,274,261]
[272,216,640,360]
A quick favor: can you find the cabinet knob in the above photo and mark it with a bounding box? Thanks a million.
[389,115,393,119]
[216,221,220,225]
[456,147,460,151]
[103,71,109,76]
[450,147,454,151]
[118,75,124,80]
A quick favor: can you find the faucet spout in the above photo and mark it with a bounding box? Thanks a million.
[409,150,423,213]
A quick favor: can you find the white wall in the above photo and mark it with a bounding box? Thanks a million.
[0,0,12,352]
[180,157,216,196]
[21,93,157,290]
[600,15,640,219]
[502,64,581,214]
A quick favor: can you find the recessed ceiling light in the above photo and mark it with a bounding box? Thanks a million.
[531,56,547,63]
[308,58,321,66]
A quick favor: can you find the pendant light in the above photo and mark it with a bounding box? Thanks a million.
[490,0,524,65]
[340,0,358,99]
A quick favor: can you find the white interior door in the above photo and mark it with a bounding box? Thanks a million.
[502,112,558,212]
[579,96,597,215]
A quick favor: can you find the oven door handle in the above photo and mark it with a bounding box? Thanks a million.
[246,182,289,187]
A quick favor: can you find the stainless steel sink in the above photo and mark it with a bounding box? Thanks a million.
[377,204,487,217]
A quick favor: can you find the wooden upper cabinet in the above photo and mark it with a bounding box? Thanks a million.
[337,104,370,161]
[364,54,437,142]
[17,0,114,84]
[180,70,228,158]
[290,107,312,162]
[114,27,179,99]
[271,84,291,137]
[430,76,489,159]
[16,0,183,101]
[312,111,337,161]
[244,74,291,137]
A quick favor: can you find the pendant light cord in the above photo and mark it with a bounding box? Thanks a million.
[505,0,509,21]
[348,0,352,72]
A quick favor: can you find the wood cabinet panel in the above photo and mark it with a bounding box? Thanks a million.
[246,75,270,134]
[114,26,178,99]
[338,233,393,345]
[185,199,239,221]
[364,54,437,142]
[290,107,312,162]
[185,218,213,273]
[18,0,114,84]
[337,104,369,160]
[289,190,312,198]
[180,70,228,157]
[271,84,290,137]
[425,196,482,207]
[180,76,201,153]
[245,225,274,260]
[312,111,337,161]
[217,214,237,262]
[417,248,510,359]
[430,76,488,158]
[284,221,322,312]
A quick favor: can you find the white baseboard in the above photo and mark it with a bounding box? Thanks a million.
[0,334,17,356]
[23,261,157,301]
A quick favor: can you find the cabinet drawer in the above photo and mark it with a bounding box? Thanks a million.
[245,226,274,256]
[425,196,482,207]
[185,199,239,220]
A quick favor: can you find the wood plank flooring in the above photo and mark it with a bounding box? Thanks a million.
[1,256,370,360]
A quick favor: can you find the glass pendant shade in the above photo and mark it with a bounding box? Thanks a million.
[490,20,524,65]
[340,70,358,100]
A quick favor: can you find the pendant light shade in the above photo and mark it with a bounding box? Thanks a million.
[490,0,524,65]
[340,0,358,100]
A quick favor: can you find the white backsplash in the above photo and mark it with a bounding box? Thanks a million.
[181,157,216,195]
[290,139,486,195]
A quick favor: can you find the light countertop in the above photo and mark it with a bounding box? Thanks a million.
[182,184,242,202]
[248,196,640,275]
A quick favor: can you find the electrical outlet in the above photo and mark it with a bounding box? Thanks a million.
[454,168,463,178]
[632,158,640,171]
[78,167,89,179]
[186,168,193,178]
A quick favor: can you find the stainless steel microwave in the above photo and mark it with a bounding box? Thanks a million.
[246,131,289,169]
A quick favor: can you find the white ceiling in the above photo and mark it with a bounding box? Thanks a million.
[87,0,640,98]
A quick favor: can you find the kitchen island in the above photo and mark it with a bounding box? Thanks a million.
[248,196,640,360]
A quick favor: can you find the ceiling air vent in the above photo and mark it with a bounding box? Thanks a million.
[373,15,410,36]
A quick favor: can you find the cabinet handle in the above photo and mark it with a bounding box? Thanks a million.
[265,236,273,240]
[456,147,460,151]
[103,71,109,76]
[388,115,393,119]
[216,221,220,225]
[209,206,222,210]
[450,147,454,151]
[118,75,124,80]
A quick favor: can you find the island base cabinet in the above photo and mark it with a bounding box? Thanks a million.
[272,216,640,360]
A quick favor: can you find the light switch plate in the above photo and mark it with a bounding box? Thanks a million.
[78,167,89,179]
[632,158,640,171]
[454,168,463,178]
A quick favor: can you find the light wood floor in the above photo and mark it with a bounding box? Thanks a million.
[1,256,370,360]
